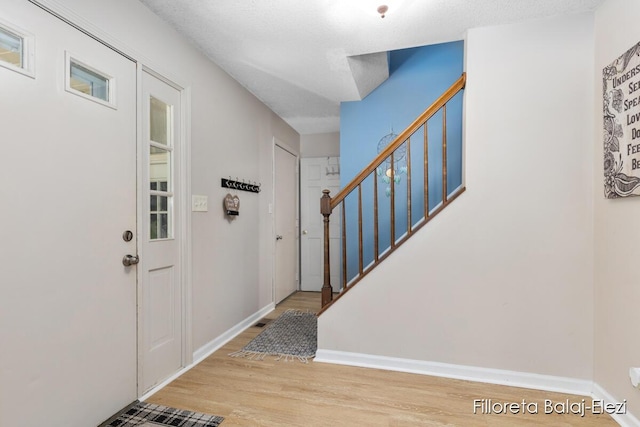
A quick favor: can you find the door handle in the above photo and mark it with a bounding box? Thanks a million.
[122,254,140,266]
[276,235,283,241]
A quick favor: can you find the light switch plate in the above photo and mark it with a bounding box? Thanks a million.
[192,195,208,212]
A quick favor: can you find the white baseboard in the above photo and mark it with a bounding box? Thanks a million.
[314,349,592,396]
[192,302,276,363]
[139,364,194,401]
[315,350,640,426]
[593,383,640,427]
[140,302,275,401]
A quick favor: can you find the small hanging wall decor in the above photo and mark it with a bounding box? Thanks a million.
[603,41,640,198]
[224,193,240,216]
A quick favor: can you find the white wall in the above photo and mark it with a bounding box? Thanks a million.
[38,0,299,375]
[594,0,640,417]
[318,13,595,380]
[301,132,340,157]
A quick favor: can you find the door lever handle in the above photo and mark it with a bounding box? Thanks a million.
[122,254,140,267]
[276,235,283,241]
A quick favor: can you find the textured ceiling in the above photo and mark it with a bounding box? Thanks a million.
[138,0,605,135]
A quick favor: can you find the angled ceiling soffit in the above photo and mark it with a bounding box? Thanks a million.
[347,51,389,100]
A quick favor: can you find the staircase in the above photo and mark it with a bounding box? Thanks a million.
[319,73,466,313]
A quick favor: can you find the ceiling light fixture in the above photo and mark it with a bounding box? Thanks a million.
[377,4,389,18]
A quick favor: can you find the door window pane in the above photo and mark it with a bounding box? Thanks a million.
[159,195,168,211]
[159,214,168,239]
[0,26,22,68]
[69,60,109,101]
[150,186,171,240]
[150,214,158,240]
[150,97,170,146]
[0,21,33,77]
[150,148,170,188]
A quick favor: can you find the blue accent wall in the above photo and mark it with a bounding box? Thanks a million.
[339,41,464,282]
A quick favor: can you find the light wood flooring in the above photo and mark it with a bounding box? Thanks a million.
[147,292,617,426]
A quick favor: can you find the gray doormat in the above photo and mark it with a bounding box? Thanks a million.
[105,401,224,427]
[230,309,317,362]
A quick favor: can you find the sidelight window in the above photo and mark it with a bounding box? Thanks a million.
[149,96,173,240]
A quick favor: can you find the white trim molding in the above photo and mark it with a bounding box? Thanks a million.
[192,303,275,364]
[314,350,593,396]
[592,383,640,427]
[315,350,640,426]
[181,85,193,367]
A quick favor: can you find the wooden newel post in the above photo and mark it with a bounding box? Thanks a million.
[320,189,333,308]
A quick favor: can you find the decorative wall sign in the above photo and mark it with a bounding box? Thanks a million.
[603,41,640,198]
[224,193,240,216]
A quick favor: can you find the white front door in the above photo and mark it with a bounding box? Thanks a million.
[274,144,298,303]
[0,2,137,426]
[300,157,341,291]
[139,70,183,393]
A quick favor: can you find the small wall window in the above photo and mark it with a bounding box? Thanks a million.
[65,52,116,108]
[0,19,34,78]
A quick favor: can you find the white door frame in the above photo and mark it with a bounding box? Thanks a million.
[272,138,300,303]
[28,0,193,399]
[137,65,192,396]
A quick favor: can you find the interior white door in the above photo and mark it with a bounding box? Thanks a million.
[300,157,341,291]
[0,2,137,426]
[140,70,183,394]
[274,144,298,303]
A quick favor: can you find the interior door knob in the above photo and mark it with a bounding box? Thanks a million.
[276,235,283,241]
[122,254,140,266]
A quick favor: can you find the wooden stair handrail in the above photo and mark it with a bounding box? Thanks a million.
[320,72,467,312]
[329,72,466,211]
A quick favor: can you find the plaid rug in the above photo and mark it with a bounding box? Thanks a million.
[106,402,224,427]
[229,309,317,363]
